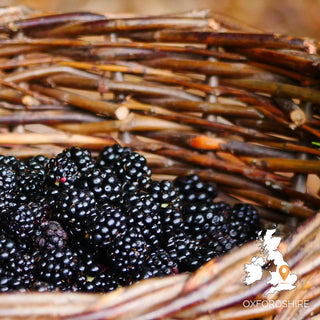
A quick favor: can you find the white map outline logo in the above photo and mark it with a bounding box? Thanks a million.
[244,228,297,295]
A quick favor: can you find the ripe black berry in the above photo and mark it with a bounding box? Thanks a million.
[174,174,218,204]
[87,205,127,252]
[53,188,97,237]
[35,221,68,251]
[108,227,148,285]
[114,152,151,187]
[45,152,80,188]
[96,144,132,168]
[34,247,82,289]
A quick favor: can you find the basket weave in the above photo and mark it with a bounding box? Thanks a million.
[0,6,319,320]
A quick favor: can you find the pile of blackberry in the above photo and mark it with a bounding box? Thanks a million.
[0,145,261,292]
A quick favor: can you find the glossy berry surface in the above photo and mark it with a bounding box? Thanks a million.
[0,145,261,292]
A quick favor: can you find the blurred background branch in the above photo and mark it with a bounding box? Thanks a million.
[2,0,320,39]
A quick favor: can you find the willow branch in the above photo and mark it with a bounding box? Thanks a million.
[144,57,263,77]
[0,110,102,125]
[223,188,315,218]
[222,78,320,106]
[55,113,193,134]
[145,99,262,119]
[242,157,320,174]
[143,109,271,140]
[0,133,116,148]
[141,131,294,158]
[153,31,319,52]
[33,17,211,37]
[7,12,105,32]
[31,84,129,120]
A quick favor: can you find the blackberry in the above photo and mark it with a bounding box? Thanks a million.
[1,202,37,245]
[53,188,97,237]
[0,164,16,195]
[96,144,132,168]
[35,221,68,251]
[0,253,35,292]
[0,235,17,264]
[1,236,34,291]
[26,155,49,168]
[15,160,46,196]
[0,193,17,216]
[114,152,151,187]
[42,187,60,209]
[0,155,21,169]
[207,236,238,257]
[109,227,148,285]
[121,192,162,247]
[77,252,101,278]
[68,147,95,174]
[145,249,178,278]
[183,202,230,241]
[34,247,82,289]
[173,174,218,204]
[147,180,178,205]
[45,151,81,188]
[32,281,57,292]
[0,250,35,292]
[165,231,203,272]
[82,168,121,205]
[160,204,185,237]
[81,273,118,293]
[227,204,261,245]
[87,205,127,252]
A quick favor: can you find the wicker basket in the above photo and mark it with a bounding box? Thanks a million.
[0,6,319,319]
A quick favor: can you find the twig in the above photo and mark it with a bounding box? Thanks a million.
[0,78,58,105]
[55,113,193,133]
[7,11,105,32]
[141,131,294,158]
[32,17,212,37]
[223,188,315,218]
[144,57,263,77]
[142,99,262,119]
[32,84,129,120]
[153,31,319,52]
[0,133,116,148]
[0,110,102,125]
[274,97,307,128]
[241,157,320,174]
[144,110,272,140]
[222,78,320,106]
